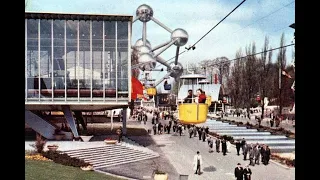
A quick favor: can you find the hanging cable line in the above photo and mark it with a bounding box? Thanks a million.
[207,43,295,67]
[155,0,247,68]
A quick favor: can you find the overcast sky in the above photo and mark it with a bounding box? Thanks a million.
[26,0,295,84]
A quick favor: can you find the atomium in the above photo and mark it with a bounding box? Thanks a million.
[169,62,183,79]
[138,53,156,71]
[171,28,188,46]
[134,38,152,48]
[136,4,153,22]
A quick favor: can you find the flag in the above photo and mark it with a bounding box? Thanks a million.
[282,70,292,79]
[131,77,144,100]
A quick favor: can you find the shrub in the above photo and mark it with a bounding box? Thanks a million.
[30,134,46,153]
[42,151,91,167]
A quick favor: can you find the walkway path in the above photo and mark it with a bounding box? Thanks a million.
[133,112,295,180]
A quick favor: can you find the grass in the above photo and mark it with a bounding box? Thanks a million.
[25,159,125,180]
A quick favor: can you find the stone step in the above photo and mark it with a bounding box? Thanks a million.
[68,148,144,159]
[246,140,295,146]
[205,124,238,127]
[219,132,271,136]
[64,145,127,155]
[209,126,248,130]
[267,146,295,153]
[86,153,157,164]
[94,155,159,169]
[231,135,288,140]
[211,129,258,133]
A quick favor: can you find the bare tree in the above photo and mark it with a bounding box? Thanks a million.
[277,33,287,115]
[227,49,244,108]
[257,36,273,118]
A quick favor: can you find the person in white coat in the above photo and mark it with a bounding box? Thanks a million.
[226,140,232,153]
[193,151,203,175]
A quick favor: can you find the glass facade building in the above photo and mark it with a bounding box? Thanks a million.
[25,13,132,105]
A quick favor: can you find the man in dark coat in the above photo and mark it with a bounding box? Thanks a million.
[265,146,271,165]
[235,140,241,155]
[234,163,244,180]
[198,128,203,140]
[243,165,252,180]
[241,138,246,155]
[243,143,249,160]
[221,139,227,155]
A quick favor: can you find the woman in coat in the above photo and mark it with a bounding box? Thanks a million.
[193,151,203,175]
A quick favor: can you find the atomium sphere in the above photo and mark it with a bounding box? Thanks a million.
[134,38,152,48]
[136,45,152,55]
[138,53,156,70]
[136,4,153,22]
[169,62,183,79]
[171,28,188,46]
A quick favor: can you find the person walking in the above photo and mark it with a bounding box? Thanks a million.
[241,138,246,154]
[116,126,123,143]
[193,151,203,175]
[236,140,241,155]
[208,137,213,153]
[249,146,255,166]
[253,144,261,165]
[215,138,221,153]
[243,165,252,180]
[234,163,244,180]
[221,138,227,155]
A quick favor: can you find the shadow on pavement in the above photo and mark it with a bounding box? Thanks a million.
[203,166,216,172]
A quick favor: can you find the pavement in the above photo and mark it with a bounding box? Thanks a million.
[129,112,295,180]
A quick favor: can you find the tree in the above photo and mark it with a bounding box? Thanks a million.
[243,42,259,115]
[277,33,287,115]
[257,36,273,118]
[227,49,244,108]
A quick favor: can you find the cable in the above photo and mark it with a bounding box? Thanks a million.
[155,0,247,68]
[236,1,294,33]
[207,43,295,67]
[191,0,247,48]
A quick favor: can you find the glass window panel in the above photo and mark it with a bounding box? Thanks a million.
[117,21,128,91]
[66,20,78,98]
[92,21,103,94]
[104,21,116,91]
[40,19,53,98]
[53,20,66,98]
[26,19,39,98]
[79,20,90,91]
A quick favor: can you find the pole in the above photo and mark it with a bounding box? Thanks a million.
[279,57,282,116]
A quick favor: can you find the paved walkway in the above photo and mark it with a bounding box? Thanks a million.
[135,113,295,180]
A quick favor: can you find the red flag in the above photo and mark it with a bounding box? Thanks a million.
[131,77,144,100]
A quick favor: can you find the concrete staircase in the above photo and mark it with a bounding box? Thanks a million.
[63,141,159,170]
[202,119,295,153]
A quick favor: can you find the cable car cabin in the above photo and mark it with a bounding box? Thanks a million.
[177,74,210,124]
[164,84,171,90]
[164,80,171,90]
[146,87,156,96]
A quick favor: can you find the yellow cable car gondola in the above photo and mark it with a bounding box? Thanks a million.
[177,74,209,124]
[146,87,156,96]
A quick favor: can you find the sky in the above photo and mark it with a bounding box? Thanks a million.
[26,0,295,86]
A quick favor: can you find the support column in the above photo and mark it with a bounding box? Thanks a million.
[122,108,127,135]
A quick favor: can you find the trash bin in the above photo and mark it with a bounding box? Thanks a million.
[179,174,188,180]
